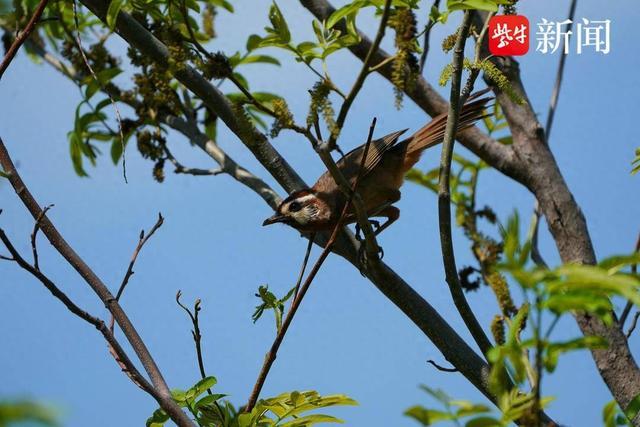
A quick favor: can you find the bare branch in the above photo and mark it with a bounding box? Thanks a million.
[427,359,458,373]
[0,137,195,427]
[0,0,50,80]
[327,0,392,150]
[0,227,157,398]
[163,145,223,177]
[114,213,165,303]
[293,235,315,300]
[175,291,215,399]
[31,204,54,271]
[437,11,493,358]
[545,0,578,141]
[627,312,640,339]
[418,0,441,73]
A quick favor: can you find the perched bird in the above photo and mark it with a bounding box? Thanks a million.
[263,93,491,236]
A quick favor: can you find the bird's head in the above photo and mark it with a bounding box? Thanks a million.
[262,189,327,230]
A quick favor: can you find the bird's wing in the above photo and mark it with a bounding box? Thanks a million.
[338,128,409,180]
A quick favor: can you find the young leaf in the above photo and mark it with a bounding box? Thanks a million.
[146,408,169,427]
[106,0,126,30]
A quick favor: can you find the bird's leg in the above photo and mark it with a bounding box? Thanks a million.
[372,206,400,237]
[355,219,380,242]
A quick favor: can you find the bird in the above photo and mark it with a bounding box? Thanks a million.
[262,92,491,237]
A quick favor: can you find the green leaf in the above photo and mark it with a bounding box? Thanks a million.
[280,414,343,426]
[0,169,9,179]
[453,402,491,417]
[624,393,640,422]
[186,376,217,402]
[326,0,368,29]
[246,34,263,51]
[0,400,59,426]
[598,253,640,274]
[146,408,169,427]
[68,132,88,177]
[106,0,126,30]
[240,54,281,66]
[194,393,227,410]
[171,389,188,406]
[184,0,200,13]
[210,0,234,12]
[110,138,123,164]
[544,292,612,320]
[267,2,291,44]
[497,135,513,145]
[551,265,640,307]
[446,0,508,12]
[465,417,502,427]
[545,336,608,372]
[404,406,455,425]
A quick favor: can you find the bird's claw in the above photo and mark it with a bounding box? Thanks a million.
[356,242,384,276]
[355,220,381,242]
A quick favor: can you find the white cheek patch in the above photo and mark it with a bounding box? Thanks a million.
[292,211,309,225]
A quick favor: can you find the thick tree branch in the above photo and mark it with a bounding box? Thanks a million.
[0,138,195,427]
[469,10,640,421]
[80,0,305,195]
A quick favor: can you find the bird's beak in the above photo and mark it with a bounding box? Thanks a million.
[263,213,286,226]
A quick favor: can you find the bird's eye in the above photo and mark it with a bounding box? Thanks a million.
[289,201,302,212]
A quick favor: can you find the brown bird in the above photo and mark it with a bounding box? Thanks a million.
[263,93,491,236]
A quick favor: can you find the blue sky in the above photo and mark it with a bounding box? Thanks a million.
[1,1,639,426]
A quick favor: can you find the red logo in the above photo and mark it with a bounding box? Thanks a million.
[488,15,530,56]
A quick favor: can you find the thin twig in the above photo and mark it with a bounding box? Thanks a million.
[0,137,195,427]
[163,145,223,176]
[545,0,578,142]
[245,118,378,412]
[0,228,157,398]
[0,0,50,80]
[112,213,164,307]
[31,204,54,271]
[175,291,215,397]
[427,359,458,372]
[293,235,315,300]
[620,232,640,329]
[418,0,441,73]
[627,312,640,339]
[437,11,493,357]
[529,0,577,269]
[326,0,392,151]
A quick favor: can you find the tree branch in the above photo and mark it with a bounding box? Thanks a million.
[246,119,377,411]
[0,138,195,427]
[326,0,392,150]
[0,227,157,400]
[0,0,50,80]
[469,9,640,419]
[437,10,493,357]
[299,0,518,178]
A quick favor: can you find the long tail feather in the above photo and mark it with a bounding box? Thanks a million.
[407,94,492,154]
